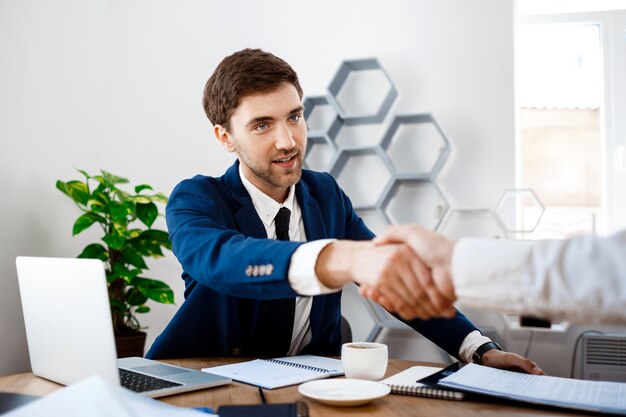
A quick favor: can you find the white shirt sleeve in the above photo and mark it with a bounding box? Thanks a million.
[458,330,492,363]
[288,239,341,296]
[452,231,626,325]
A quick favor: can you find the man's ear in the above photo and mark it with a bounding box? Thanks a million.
[214,124,236,152]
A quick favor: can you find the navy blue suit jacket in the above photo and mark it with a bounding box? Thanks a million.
[146,161,478,359]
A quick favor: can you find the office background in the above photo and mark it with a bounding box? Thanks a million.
[1,0,623,379]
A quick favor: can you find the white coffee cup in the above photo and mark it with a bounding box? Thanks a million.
[341,342,388,380]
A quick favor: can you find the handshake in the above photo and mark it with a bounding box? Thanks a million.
[362,225,459,321]
[317,224,460,321]
[328,224,625,326]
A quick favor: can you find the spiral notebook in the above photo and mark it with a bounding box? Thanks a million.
[381,366,465,401]
[202,355,343,390]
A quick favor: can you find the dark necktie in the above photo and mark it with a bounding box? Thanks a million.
[275,207,291,241]
[254,207,296,357]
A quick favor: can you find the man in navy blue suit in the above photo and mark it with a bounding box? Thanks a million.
[147,48,543,375]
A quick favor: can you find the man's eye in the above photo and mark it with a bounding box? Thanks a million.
[289,114,301,122]
[255,123,270,131]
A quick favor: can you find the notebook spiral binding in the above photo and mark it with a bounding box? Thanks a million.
[259,358,334,374]
[295,400,309,417]
[387,384,465,400]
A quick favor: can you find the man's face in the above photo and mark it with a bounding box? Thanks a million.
[217,83,307,202]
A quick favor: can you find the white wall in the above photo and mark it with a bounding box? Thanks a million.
[0,0,518,376]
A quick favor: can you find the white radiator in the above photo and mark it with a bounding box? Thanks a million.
[582,333,626,382]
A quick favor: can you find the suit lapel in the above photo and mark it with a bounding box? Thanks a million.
[223,161,267,239]
[296,179,328,241]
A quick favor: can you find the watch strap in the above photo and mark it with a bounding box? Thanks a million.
[472,341,502,364]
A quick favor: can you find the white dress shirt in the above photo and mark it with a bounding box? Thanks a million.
[238,167,335,355]
[452,230,626,325]
[239,166,487,361]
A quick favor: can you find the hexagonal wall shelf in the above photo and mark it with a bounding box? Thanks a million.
[355,208,391,236]
[303,96,338,137]
[382,178,449,230]
[437,208,506,239]
[327,116,387,149]
[329,148,393,209]
[304,134,337,172]
[495,189,545,234]
[381,114,451,177]
[327,58,398,125]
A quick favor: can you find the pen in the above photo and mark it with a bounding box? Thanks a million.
[258,387,267,404]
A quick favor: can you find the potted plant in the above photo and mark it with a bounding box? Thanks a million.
[56,169,175,357]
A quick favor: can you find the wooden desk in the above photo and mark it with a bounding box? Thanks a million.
[0,358,582,416]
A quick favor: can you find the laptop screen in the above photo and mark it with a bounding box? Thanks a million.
[16,257,120,386]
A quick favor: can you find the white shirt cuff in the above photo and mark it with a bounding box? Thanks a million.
[458,330,492,363]
[288,239,339,296]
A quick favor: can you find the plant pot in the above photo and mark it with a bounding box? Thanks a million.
[115,331,147,358]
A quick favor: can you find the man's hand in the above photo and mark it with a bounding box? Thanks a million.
[374,224,457,306]
[481,349,545,375]
[315,241,454,320]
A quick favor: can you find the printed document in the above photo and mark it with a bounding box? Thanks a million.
[439,363,626,415]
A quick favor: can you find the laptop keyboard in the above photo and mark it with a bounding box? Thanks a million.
[119,368,183,393]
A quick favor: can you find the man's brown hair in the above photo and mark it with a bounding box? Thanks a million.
[203,48,303,132]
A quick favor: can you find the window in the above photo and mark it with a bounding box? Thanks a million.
[515,3,626,237]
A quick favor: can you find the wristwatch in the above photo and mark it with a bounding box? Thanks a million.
[472,341,502,364]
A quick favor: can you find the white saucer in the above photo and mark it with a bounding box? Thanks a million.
[298,379,391,406]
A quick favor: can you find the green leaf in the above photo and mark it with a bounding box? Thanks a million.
[76,168,91,179]
[109,201,130,222]
[88,198,106,213]
[102,170,129,185]
[78,243,108,261]
[141,229,171,246]
[72,213,101,235]
[56,180,69,197]
[150,193,168,204]
[106,272,117,283]
[135,305,150,314]
[103,232,125,249]
[130,238,163,257]
[126,288,148,306]
[112,263,142,283]
[134,277,175,304]
[129,229,171,255]
[65,181,90,206]
[113,221,129,235]
[133,196,151,204]
[136,202,158,228]
[135,184,153,194]
[121,248,148,269]
[123,200,135,214]
[114,189,131,202]
[127,229,142,239]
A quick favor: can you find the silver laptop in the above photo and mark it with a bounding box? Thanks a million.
[16,256,230,398]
